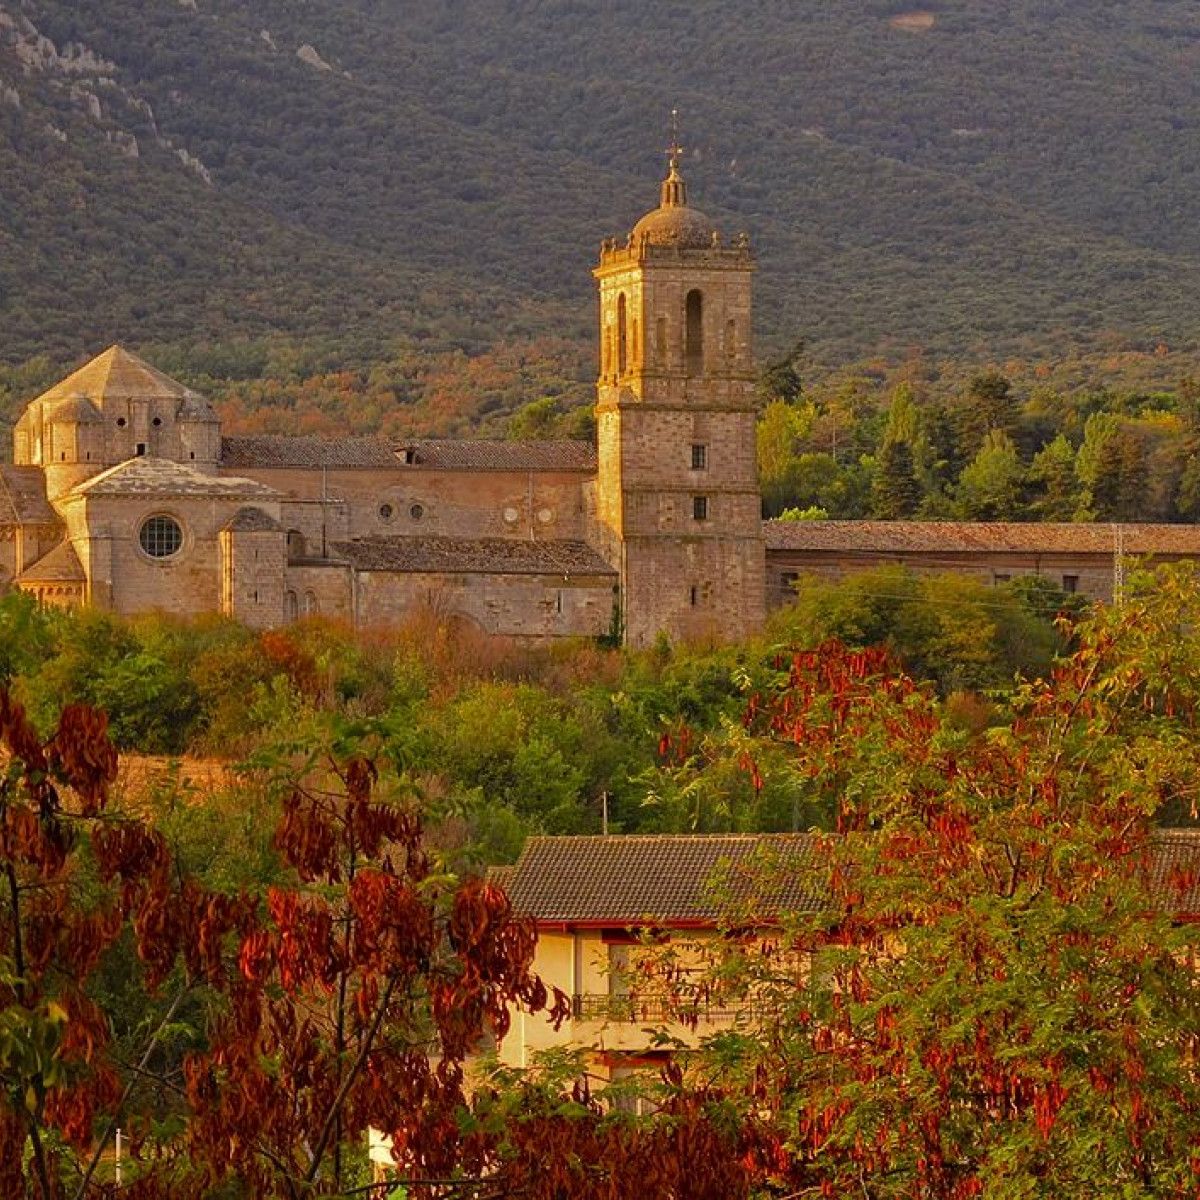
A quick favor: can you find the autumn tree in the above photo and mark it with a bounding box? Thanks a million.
[0,686,580,1198]
[682,566,1200,1197]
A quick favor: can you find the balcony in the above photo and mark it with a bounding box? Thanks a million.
[571,992,755,1027]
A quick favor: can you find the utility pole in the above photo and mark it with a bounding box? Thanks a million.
[1112,523,1125,610]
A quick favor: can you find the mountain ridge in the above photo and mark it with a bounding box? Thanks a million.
[4,0,1200,369]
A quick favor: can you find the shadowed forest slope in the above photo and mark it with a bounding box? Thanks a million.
[4,0,1200,369]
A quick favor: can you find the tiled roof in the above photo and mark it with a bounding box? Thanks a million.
[505,835,824,925]
[331,536,616,577]
[221,435,597,473]
[221,436,403,469]
[1147,830,1200,914]
[71,457,281,499]
[764,520,1200,555]
[17,540,84,584]
[0,466,57,526]
[404,440,596,472]
[33,346,202,406]
[487,866,517,893]
[503,831,1200,926]
[45,395,103,425]
[223,506,282,533]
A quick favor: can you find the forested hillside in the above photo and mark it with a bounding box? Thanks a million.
[5,0,1200,373]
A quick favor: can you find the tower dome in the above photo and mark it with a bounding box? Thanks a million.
[629,155,719,250]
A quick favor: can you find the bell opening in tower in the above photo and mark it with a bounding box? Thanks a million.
[617,293,628,376]
[685,289,704,376]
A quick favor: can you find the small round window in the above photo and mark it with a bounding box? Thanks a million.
[116,417,127,428]
[152,416,163,427]
[409,503,424,520]
[379,503,394,522]
[139,515,183,559]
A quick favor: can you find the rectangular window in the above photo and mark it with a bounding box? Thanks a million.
[691,444,707,470]
[993,573,1011,584]
[1062,574,1079,594]
[656,316,667,362]
[135,443,146,457]
[692,496,708,521]
[690,585,698,607]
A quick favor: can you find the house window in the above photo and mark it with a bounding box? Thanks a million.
[379,502,394,522]
[691,444,707,470]
[993,573,1011,584]
[410,503,424,520]
[690,585,698,607]
[692,496,708,521]
[116,417,127,428]
[1062,574,1079,594]
[152,416,162,427]
[138,514,183,559]
[780,571,800,599]
[135,443,146,456]
[285,590,298,621]
[303,591,319,616]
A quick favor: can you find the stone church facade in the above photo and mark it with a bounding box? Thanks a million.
[0,156,767,645]
[5,155,1200,643]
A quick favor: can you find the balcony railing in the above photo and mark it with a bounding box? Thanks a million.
[571,993,757,1026]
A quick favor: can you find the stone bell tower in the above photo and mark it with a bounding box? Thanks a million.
[593,127,765,646]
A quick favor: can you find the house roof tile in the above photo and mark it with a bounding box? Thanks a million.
[504,834,824,925]
[223,506,283,533]
[221,436,403,469]
[331,536,616,577]
[0,465,57,526]
[17,540,85,584]
[503,831,1200,926]
[71,457,281,500]
[33,346,203,406]
[221,436,597,473]
[764,520,1200,556]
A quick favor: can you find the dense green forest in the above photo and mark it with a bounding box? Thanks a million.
[5,0,1200,370]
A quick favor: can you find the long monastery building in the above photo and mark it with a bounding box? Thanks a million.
[4,155,1199,644]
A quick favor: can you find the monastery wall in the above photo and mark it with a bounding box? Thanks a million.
[283,562,354,622]
[353,569,615,640]
[231,467,589,545]
[59,494,282,618]
[766,550,1120,607]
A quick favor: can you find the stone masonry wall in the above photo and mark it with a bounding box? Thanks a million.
[353,569,616,639]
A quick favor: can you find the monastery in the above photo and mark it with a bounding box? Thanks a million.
[5,151,1200,644]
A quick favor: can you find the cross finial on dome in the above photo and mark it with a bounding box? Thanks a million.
[667,108,684,172]
[661,108,687,207]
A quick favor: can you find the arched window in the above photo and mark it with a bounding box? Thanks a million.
[617,293,628,377]
[685,289,704,376]
[286,530,306,560]
[303,590,319,617]
[285,590,299,622]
